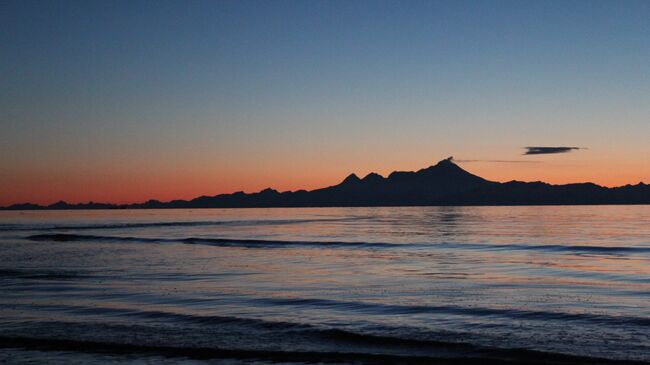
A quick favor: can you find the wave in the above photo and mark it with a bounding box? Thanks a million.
[0,305,475,352]
[0,269,86,280]
[4,335,641,365]
[248,297,650,327]
[0,217,361,232]
[1,314,648,365]
[24,233,650,254]
[25,233,398,248]
[8,293,650,328]
[443,242,650,254]
[4,302,650,363]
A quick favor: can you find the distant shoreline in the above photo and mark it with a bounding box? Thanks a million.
[4,159,649,210]
[3,202,650,211]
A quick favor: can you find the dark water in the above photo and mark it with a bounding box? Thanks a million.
[1,207,649,364]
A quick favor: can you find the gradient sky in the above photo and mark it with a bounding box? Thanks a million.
[1,0,649,205]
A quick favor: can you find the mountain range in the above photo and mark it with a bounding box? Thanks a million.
[4,157,650,209]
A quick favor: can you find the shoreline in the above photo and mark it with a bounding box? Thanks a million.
[2,336,648,365]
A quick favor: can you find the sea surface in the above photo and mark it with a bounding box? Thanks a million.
[1,206,649,364]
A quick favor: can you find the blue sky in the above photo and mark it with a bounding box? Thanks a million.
[1,0,649,204]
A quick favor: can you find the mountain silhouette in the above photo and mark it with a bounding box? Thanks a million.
[3,157,650,209]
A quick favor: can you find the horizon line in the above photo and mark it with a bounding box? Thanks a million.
[3,158,647,209]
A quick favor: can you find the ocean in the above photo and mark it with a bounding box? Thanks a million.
[1,206,649,364]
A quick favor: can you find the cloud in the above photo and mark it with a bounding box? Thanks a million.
[523,147,582,155]
[455,159,541,164]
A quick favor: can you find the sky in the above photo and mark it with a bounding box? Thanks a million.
[1,0,649,205]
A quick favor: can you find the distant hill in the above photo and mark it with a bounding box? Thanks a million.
[4,157,650,209]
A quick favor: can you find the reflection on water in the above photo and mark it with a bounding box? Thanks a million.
[0,206,649,363]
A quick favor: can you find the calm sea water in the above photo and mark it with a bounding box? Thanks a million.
[1,206,649,364]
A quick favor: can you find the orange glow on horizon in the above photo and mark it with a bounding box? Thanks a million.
[2,157,648,206]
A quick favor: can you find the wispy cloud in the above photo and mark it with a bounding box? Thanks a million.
[455,159,541,164]
[523,147,582,155]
